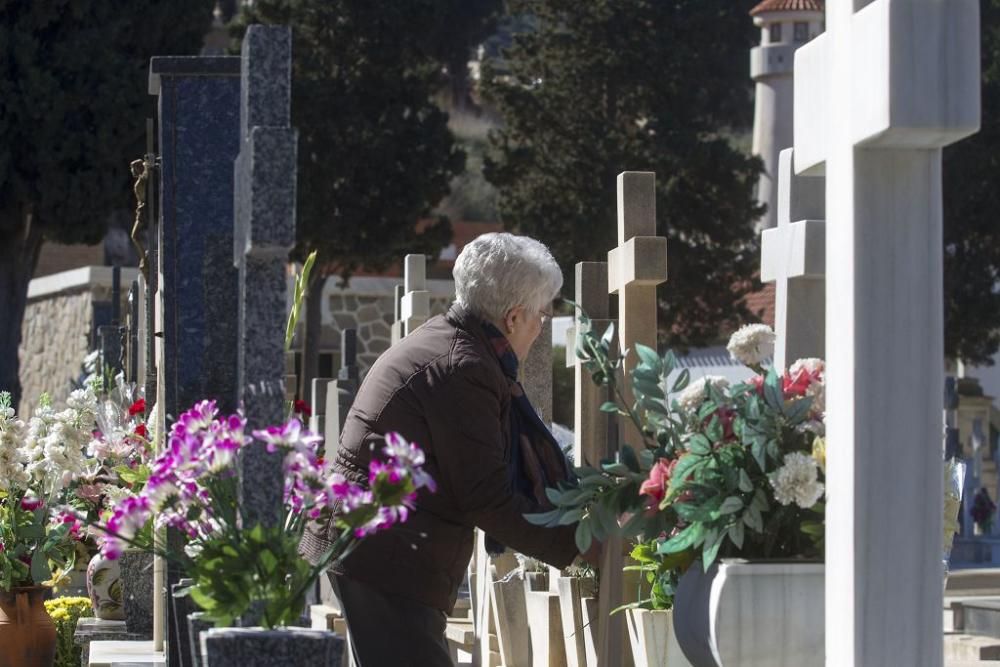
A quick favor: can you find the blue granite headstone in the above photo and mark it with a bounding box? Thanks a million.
[149,54,242,667]
[149,56,242,415]
[233,26,298,530]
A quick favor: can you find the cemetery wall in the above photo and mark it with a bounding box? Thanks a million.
[315,276,454,373]
[18,266,137,412]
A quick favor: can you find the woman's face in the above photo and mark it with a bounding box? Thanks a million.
[504,303,552,362]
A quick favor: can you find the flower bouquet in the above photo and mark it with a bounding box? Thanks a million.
[0,390,96,591]
[530,317,826,599]
[90,399,434,629]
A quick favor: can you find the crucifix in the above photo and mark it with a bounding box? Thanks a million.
[760,147,825,371]
[793,1,979,663]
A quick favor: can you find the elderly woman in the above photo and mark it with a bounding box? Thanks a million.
[302,233,594,666]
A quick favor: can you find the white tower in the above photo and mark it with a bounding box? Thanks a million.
[750,0,824,229]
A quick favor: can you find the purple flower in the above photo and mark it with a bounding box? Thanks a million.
[20,493,44,511]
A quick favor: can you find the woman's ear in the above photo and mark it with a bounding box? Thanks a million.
[504,305,521,334]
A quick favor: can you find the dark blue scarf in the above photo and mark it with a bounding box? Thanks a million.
[481,320,572,554]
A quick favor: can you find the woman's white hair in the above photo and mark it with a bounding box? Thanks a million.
[453,233,563,323]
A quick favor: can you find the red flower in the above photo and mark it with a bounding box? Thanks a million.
[782,368,814,398]
[128,398,146,417]
[133,423,149,439]
[294,400,312,419]
[640,457,678,508]
[749,375,765,395]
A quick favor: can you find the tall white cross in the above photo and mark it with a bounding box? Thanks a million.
[794,1,979,664]
[760,147,825,371]
[400,253,430,337]
[607,171,668,451]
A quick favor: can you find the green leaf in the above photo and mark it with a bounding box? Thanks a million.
[728,521,745,549]
[635,344,661,373]
[558,508,586,526]
[671,368,690,393]
[719,496,743,514]
[658,522,705,554]
[763,369,784,411]
[525,509,561,526]
[688,434,711,456]
[575,518,593,554]
[600,402,619,413]
[600,323,616,351]
[702,529,725,570]
[30,548,50,584]
[738,469,753,493]
[545,487,564,504]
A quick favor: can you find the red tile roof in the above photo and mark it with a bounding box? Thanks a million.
[750,0,825,16]
[742,282,776,329]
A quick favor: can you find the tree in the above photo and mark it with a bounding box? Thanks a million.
[0,1,212,405]
[233,1,498,396]
[943,1,1000,365]
[483,0,763,348]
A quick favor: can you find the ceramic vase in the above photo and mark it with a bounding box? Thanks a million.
[0,586,57,667]
[86,551,125,620]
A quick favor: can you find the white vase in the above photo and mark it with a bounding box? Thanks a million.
[627,608,692,667]
[673,560,824,667]
[86,552,124,621]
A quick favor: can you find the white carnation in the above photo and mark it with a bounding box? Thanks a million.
[727,324,775,367]
[0,400,28,490]
[676,375,730,413]
[769,452,824,509]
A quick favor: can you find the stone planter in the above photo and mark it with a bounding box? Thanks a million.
[673,560,823,667]
[119,550,154,636]
[626,608,691,667]
[202,627,344,667]
[0,586,57,667]
[87,551,125,620]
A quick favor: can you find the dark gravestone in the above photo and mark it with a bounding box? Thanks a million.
[233,25,297,530]
[149,54,242,667]
[150,56,242,415]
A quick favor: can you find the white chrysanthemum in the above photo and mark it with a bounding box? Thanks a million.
[769,452,824,508]
[727,324,776,367]
[676,375,730,412]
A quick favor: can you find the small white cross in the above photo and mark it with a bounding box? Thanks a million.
[760,147,825,371]
[400,253,430,337]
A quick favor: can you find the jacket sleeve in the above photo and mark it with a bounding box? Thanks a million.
[424,360,580,569]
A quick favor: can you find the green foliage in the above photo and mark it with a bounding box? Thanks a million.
[44,596,93,667]
[231,1,497,277]
[483,0,763,347]
[942,0,1000,364]
[286,250,316,351]
[0,489,77,590]
[0,1,212,241]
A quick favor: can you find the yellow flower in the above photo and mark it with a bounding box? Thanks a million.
[811,437,826,474]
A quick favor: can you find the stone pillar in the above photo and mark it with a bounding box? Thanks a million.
[232,25,298,530]
[323,329,359,457]
[522,318,553,424]
[390,284,405,345]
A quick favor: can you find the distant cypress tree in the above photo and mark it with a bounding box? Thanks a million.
[0,1,212,405]
[483,0,764,348]
[943,1,1000,365]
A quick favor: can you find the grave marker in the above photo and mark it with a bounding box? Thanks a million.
[232,25,298,529]
[760,147,825,370]
[793,2,980,663]
[390,284,405,345]
[401,253,431,337]
[323,329,359,457]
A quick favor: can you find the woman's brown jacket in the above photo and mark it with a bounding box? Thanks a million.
[300,304,579,612]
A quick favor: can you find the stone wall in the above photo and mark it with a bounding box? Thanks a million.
[17,267,137,413]
[318,276,455,373]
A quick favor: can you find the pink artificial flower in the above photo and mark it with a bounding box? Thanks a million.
[293,400,312,419]
[20,494,44,511]
[128,398,146,417]
[639,458,677,508]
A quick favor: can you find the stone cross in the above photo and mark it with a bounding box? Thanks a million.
[323,329,359,457]
[522,318,553,425]
[232,25,298,529]
[760,147,825,371]
[607,172,668,449]
[794,2,979,663]
[308,377,333,437]
[401,254,431,337]
[567,261,614,468]
[603,172,667,667]
[390,284,405,345]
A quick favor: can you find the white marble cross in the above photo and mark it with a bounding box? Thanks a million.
[794,1,979,664]
[400,253,430,337]
[607,171,668,450]
[760,147,825,371]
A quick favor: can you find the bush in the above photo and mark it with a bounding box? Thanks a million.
[45,596,93,667]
